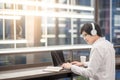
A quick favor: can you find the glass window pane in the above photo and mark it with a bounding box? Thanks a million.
[5,20,13,40]
[0,52,52,66]
[0,19,3,40]
[0,0,95,48]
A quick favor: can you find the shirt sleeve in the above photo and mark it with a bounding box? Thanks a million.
[83,61,89,67]
[71,47,103,78]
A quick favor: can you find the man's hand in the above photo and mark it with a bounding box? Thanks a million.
[61,62,72,69]
[71,61,84,66]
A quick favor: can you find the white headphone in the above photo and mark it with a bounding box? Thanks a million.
[91,23,97,35]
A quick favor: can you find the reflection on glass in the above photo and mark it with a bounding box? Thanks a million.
[99,0,120,55]
[0,0,94,49]
[0,52,52,67]
[63,50,73,62]
[0,55,26,66]
[0,44,14,49]
[5,20,12,40]
[0,19,3,40]
[73,50,90,61]
[99,0,110,40]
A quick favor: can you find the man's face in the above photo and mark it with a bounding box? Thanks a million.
[81,31,95,44]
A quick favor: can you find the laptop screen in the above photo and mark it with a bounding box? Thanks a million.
[51,50,65,66]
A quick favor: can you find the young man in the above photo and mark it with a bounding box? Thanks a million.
[62,23,115,80]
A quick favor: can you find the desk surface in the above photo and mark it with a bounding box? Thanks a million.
[0,66,72,80]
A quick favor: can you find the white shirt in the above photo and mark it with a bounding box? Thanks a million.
[71,37,115,80]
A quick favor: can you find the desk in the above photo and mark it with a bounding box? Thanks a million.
[0,66,73,80]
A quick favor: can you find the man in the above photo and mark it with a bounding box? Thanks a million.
[62,23,115,80]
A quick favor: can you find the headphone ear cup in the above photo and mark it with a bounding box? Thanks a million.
[91,29,97,35]
[91,23,97,35]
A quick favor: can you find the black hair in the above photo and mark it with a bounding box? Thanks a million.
[80,22,102,37]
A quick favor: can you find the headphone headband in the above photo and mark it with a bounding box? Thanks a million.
[91,23,97,35]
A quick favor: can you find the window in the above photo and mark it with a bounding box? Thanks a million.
[0,0,95,49]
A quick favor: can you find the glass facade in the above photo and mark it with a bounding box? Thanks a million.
[0,1,120,79]
[98,0,120,55]
[98,0,120,80]
[0,0,94,67]
[0,0,94,49]
[112,0,120,45]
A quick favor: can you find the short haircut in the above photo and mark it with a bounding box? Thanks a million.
[80,23,102,37]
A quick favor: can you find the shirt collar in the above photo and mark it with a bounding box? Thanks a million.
[93,37,105,45]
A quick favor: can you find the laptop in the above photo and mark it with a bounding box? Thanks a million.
[51,50,65,66]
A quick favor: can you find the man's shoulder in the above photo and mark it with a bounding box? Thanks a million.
[93,40,113,50]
